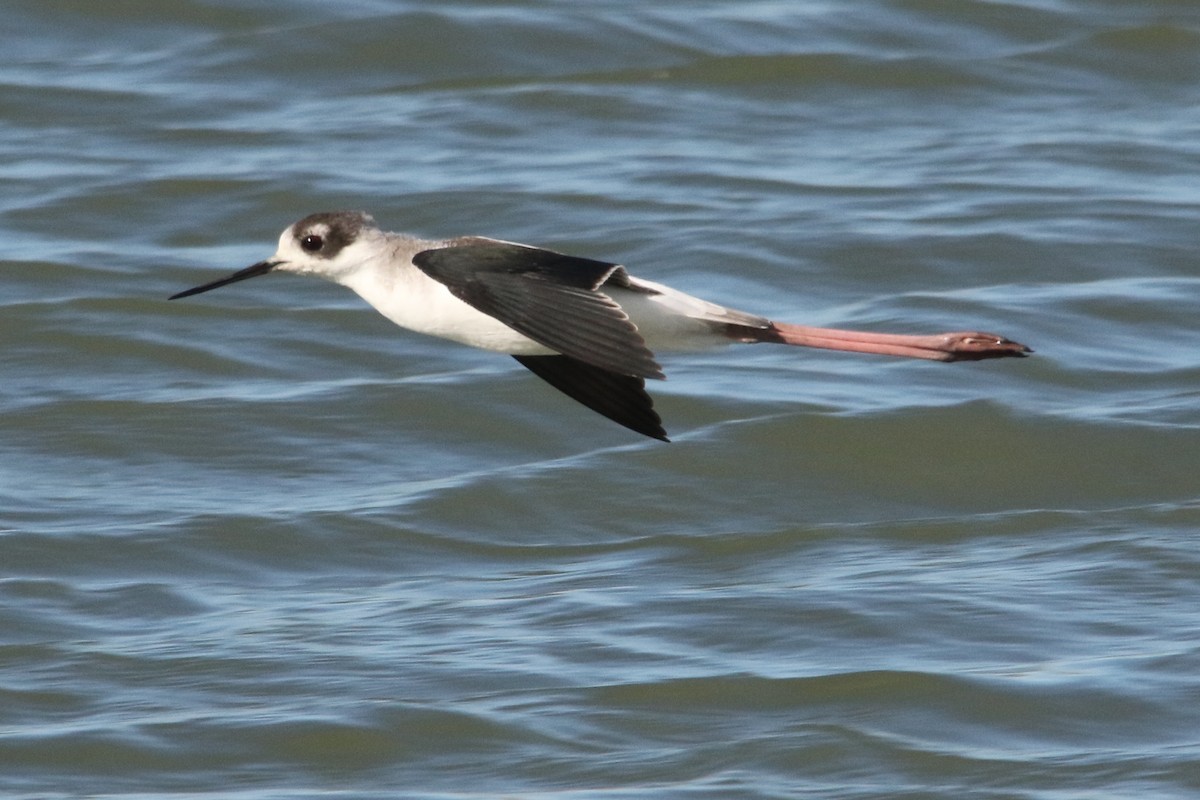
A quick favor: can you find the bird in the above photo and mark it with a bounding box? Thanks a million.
[169,210,1030,441]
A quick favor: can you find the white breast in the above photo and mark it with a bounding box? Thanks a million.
[337,245,745,357]
[341,254,554,354]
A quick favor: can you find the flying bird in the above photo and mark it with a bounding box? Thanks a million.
[170,211,1030,440]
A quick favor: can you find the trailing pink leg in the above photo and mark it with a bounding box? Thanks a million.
[763,322,1032,362]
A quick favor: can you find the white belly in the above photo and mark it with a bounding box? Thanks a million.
[347,268,553,354]
[344,263,730,356]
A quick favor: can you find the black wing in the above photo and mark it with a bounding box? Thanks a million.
[513,355,668,441]
[412,243,663,379]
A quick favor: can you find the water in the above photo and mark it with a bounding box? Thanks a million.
[3,1,1199,797]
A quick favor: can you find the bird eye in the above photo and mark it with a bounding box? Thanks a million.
[300,234,324,253]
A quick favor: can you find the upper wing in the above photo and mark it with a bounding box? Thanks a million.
[412,241,664,379]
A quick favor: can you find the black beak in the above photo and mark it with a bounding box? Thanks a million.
[168,260,280,300]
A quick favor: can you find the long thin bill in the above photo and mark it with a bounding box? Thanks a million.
[168,260,280,300]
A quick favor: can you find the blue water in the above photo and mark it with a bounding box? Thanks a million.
[3,1,1200,797]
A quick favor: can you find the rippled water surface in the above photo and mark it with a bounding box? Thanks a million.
[4,1,1200,797]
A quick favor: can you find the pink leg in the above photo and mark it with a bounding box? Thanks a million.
[768,322,1032,362]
